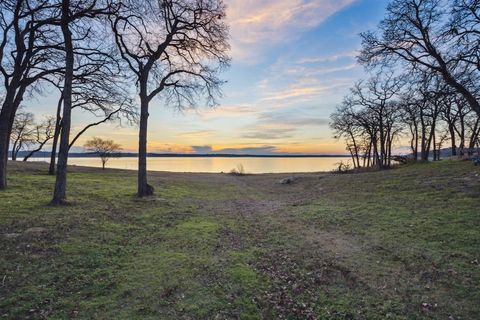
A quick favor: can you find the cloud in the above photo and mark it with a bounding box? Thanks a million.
[241,128,296,140]
[187,104,257,120]
[176,130,217,139]
[191,145,214,153]
[296,51,357,64]
[257,112,330,127]
[238,110,329,141]
[190,145,281,155]
[227,0,356,61]
[260,80,352,105]
[215,146,279,155]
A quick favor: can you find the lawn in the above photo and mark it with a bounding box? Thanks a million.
[0,160,479,319]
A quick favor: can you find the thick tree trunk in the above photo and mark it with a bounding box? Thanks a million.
[0,9,28,189]
[51,0,73,205]
[0,117,10,189]
[137,87,154,197]
[441,71,480,117]
[49,96,63,175]
[0,84,24,189]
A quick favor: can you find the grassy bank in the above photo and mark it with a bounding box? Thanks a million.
[0,160,479,319]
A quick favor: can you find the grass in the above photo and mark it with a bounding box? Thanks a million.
[0,160,479,319]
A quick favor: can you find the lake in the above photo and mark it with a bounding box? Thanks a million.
[29,156,351,174]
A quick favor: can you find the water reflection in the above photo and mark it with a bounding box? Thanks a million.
[30,157,351,174]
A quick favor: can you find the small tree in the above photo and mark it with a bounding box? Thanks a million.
[84,137,122,170]
[23,116,56,162]
[10,111,35,161]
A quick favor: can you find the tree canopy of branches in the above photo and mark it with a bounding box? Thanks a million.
[84,136,121,169]
[331,74,404,169]
[0,0,63,189]
[22,116,55,161]
[10,110,35,160]
[111,0,230,197]
[359,0,480,116]
[51,0,123,205]
[332,0,480,168]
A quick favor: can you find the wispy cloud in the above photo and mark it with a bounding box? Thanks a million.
[187,104,257,120]
[260,80,353,105]
[239,109,330,141]
[176,130,217,139]
[191,145,280,155]
[296,51,357,64]
[227,0,357,62]
[241,128,296,140]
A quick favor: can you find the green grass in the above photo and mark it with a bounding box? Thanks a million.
[0,160,479,319]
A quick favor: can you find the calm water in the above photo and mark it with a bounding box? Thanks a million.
[29,156,350,174]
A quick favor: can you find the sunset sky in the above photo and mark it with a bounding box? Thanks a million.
[28,0,388,155]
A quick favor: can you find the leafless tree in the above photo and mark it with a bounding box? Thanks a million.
[47,75,136,175]
[84,136,121,169]
[0,0,63,189]
[349,73,404,168]
[10,110,34,160]
[111,0,230,197]
[331,103,363,168]
[23,116,55,161]
[51,0,121,204]
[331,73,405,169]
[359,0,480,117]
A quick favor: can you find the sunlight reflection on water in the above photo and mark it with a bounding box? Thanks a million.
[29,156,351,174]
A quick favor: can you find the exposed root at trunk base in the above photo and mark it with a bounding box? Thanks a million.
[138,183,154,197]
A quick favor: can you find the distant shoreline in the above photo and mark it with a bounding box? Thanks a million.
[20,151,351,158]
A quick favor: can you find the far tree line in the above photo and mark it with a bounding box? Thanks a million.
[331,0,480,169]
[0,0,229,204]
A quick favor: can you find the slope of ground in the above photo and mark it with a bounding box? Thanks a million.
[0,160,479,319]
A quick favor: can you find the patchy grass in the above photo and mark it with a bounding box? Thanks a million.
[0,160,479,319]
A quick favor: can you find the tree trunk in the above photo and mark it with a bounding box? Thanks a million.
[0,116,10,189]
[51,0,73,205]
[448,124,457,156]
[49,96,63,175]
[137,80,154,197]
[0,84,24,189]
[412,123,419,160]
[11,140,17,161]
[0,11,28,189]
[23,139,51,162]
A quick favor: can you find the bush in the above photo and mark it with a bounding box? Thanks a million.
[332,161,351,174]
[230,163,246,175]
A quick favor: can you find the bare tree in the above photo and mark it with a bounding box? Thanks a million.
[48,79,136,176]
[331,73,405,169]
[84,136,121,169]
[349,73,404,168]
[51,0,121,204]
[51,0,75,205]
[0,0,63,189]
[359,0,480,116]
[48,94,63,175]
[331,103,363,168]
[111,0,230,197]
[23,116,55,161]
[10,110,34,160]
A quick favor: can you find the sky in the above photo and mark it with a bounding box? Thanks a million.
[27,0,389,155]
